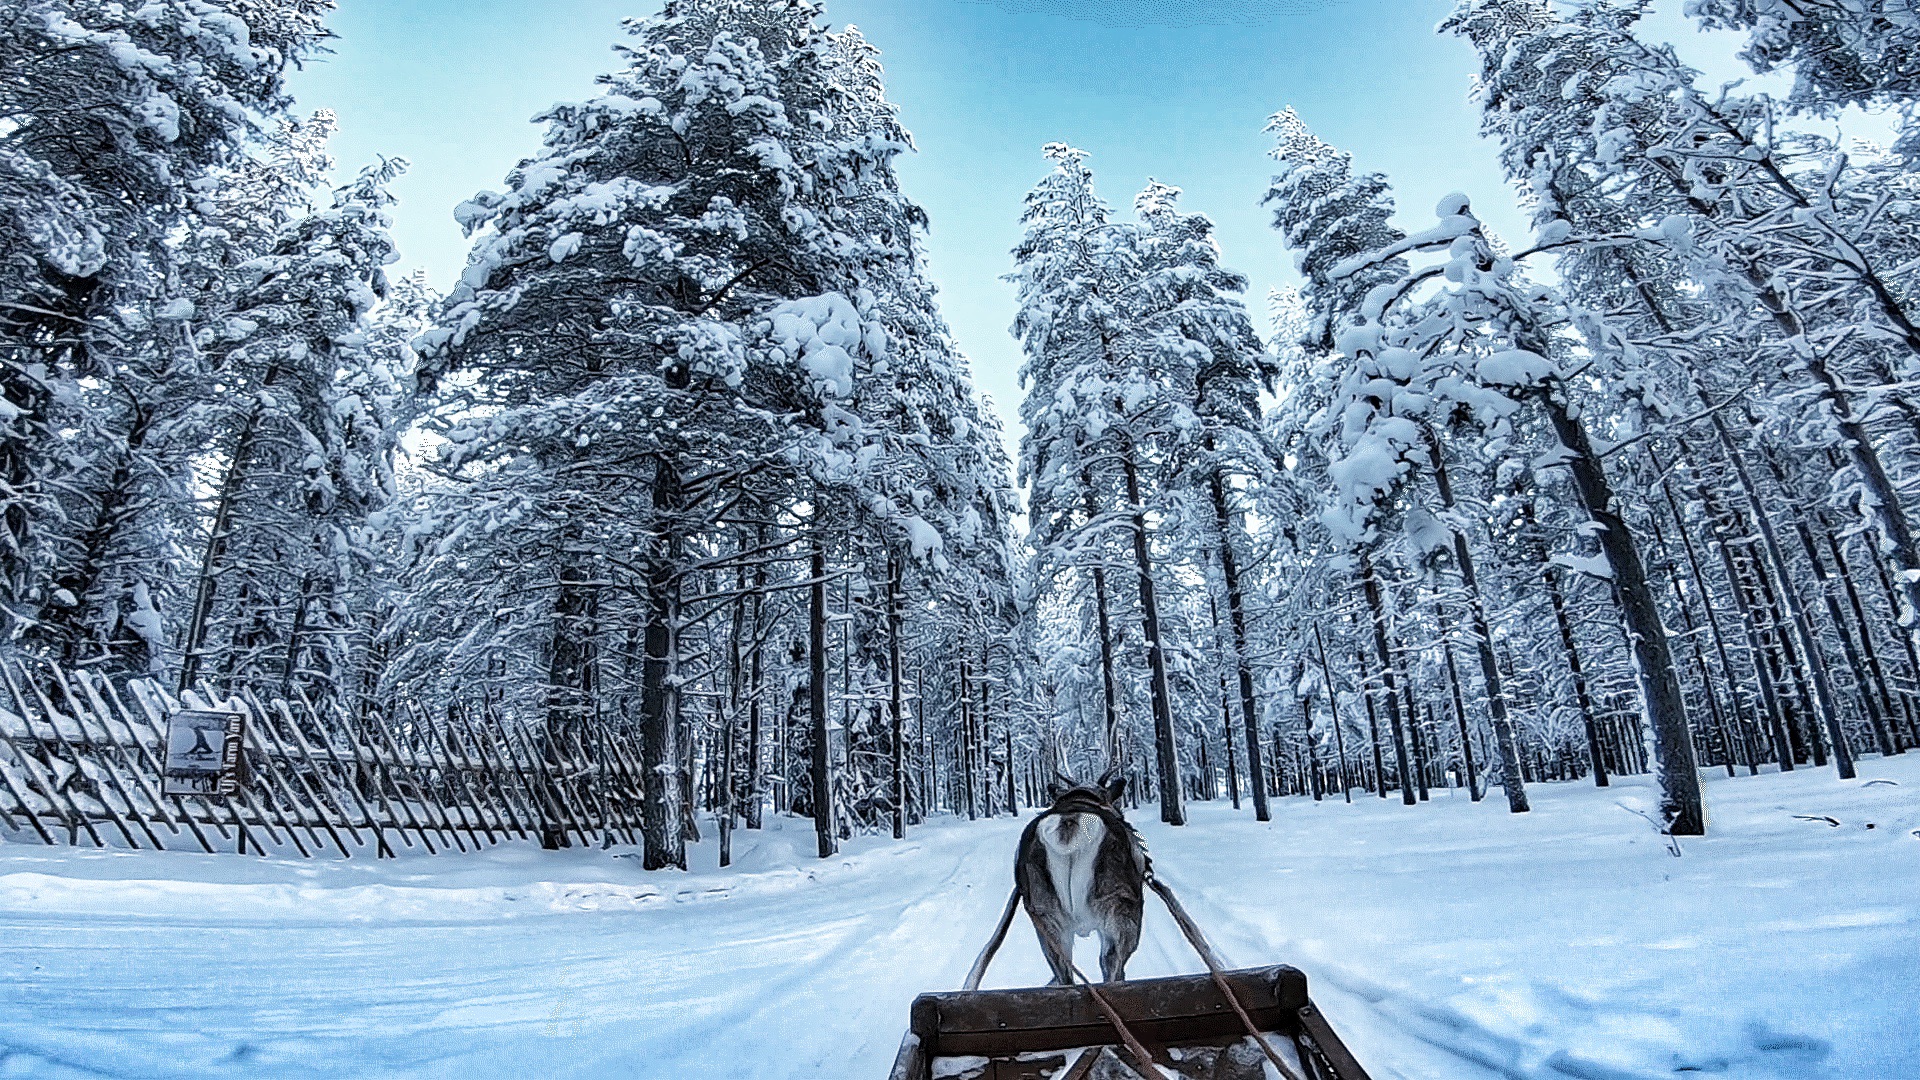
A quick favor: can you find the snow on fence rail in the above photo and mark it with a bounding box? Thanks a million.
[0,656,646,857]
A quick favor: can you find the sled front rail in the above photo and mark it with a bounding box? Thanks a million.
[887,964,1371,1080]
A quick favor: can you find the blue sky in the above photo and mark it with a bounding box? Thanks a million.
[285,0,1754,438]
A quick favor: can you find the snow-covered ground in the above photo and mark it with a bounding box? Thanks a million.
[1,757,1916,1079]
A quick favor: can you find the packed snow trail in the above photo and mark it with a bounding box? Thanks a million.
[1,760,1916,1079]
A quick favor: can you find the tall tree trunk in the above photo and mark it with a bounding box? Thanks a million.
[809,539,834,859]
[279,572,313,702]
[1752,445,1896,759]
[1003,721,1018,816]
[1702,413,1854,779]
[745,529,768,830]
[179,413,263,691]
[1397,635,1427,800]
[1757,555,1821,766]
[1298,694,1323,801]
[1411,703,1434,802]
[1537,384,1702,834]
[1826,531,1905,755]
[889,557,906,839]
[1354,645,1388,799]
[719,698,735,868]
[1319,634,1353,805]
[639,462,685,869]
[1360,557,1417,807]
[1641,504,1734,776]
[1208,589,1242,809]
[541,535,600,851]
[1699,483,1797,770]
[1217,669,1240,809]
[1545,567,1607,787]
[1796,520,1886,759]
[1436,620,1481,800]
[722,561,746,865]
[1652,458,1760,775]
[1210,472,1268,820]
[959,656,976,821]
[1082,484,1122,764]
[1122,450,1183,825]
[1428,431,1528,812]
[36,401,151,669]
[917,665,933,819]
[1864,542,1920,751]
[979,638,1000,818]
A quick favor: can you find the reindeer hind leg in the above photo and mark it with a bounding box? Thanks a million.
[1036,921,1077,985]
[1024,901,1077,986]
[1098,917,1139,983]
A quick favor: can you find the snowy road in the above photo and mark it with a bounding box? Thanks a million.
[1,757,1917,1079]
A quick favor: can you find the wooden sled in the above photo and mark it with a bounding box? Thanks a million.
[886,964,1371,1080]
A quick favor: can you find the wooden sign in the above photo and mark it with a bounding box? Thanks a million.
[162,709,246,797]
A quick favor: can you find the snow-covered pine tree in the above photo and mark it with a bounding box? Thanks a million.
[407,0,998,863]
[1687,0,1920,161]
[1014,145,1127,775]
[1447,0,1919,778]
[2,0,334,651]
[1262,112,1434,809]
[1325,191,1707,834]
[1132,180,1277,818]
[1262,107,1408,358]
[176,159,406,704]
[1011,146,1188,824]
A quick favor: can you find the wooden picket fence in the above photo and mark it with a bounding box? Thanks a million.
[0,656,649,858]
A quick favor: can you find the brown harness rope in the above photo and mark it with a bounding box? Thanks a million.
[1147,875,1305,1080]
[962,887,1022,992]
[1067,960,1165,1078]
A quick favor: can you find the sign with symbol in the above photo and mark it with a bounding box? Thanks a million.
[162,709,246,797]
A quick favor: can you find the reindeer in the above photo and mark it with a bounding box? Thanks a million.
[1013,769,1148,984]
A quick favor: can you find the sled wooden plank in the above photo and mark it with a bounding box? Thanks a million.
[884,1033,925,1080]
[1294,999,1372,1080]
[913,966,1305,1059]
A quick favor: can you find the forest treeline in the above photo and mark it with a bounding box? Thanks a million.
[3,0,1915,866]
